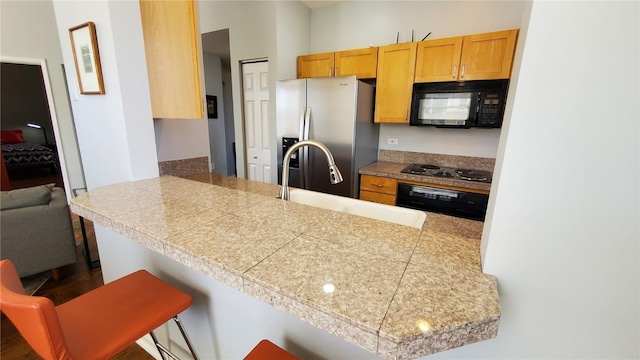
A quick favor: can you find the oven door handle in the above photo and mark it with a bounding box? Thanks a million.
[409,186,459,198]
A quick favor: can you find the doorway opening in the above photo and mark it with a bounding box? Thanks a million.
[0,60,69,194]
[201,29,236,177]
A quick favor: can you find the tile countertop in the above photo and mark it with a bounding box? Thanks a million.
[359,161,492,192]
[70,174,500,360]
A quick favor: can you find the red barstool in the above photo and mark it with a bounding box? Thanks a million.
[0,259,198,359]
[244,339,299,360]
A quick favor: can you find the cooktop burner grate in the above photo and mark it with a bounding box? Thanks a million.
[455,169,492,182]
[400,164,492,183]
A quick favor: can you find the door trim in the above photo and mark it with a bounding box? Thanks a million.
[1,56,73,201]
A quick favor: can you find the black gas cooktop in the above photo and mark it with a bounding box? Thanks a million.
[400,163,492,183]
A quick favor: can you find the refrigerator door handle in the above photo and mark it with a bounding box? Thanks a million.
[303,106,311,140]
[298,107,306,188]
[303,107,312,189]
[298,107,306,141]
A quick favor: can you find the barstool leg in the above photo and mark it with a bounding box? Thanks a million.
[149,331,167,360]
[173,316,199,360]
[148,317,198,360]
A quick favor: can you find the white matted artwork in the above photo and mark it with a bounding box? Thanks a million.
[69,22,105,95]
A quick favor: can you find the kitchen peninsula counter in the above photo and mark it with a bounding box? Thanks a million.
[70,174,499,360]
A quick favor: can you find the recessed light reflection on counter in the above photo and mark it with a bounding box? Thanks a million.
[322,283,336,294]
[415,318,432,333]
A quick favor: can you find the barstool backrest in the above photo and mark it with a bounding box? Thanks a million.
[0,260,72,360]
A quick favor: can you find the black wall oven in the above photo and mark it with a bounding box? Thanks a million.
[410,79,509,128]
[396,183,489,221]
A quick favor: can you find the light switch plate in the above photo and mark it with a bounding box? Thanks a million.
[387,138,398,145]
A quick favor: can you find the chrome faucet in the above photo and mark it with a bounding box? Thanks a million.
[279,139,343,200]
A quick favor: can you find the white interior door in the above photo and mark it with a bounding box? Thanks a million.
[242,61,271,182]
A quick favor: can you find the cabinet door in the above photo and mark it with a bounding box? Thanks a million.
[374,43,417,123]
[414,36,463,83]
[140,0,203,119]
[359,190,396,206]
[297,52,335,78]
[459,29,518,81]
[335,47,378,79]
[360,175,397,195]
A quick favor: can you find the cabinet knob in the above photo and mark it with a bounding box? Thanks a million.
[453,65,458,78]
[461,64,466,78]
[372,183,384,187]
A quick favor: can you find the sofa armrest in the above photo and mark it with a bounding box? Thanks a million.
[0,188,77,277]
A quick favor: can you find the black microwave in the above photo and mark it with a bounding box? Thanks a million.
[410,79,509,128]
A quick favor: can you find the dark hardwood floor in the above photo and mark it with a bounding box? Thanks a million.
[5,166,64,191]
[0,219,154,359]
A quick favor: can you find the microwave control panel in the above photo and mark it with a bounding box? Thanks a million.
[477,90,505,127]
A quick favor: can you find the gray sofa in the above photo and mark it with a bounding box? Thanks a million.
[0,185,77,279]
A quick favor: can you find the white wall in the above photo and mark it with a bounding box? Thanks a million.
[198,1,278,179]
[309,1,526,158]
[203,53,228,174]
[434,1,640,358]
[198,1,310,182]
[51,0,158,190]
[275,1,311,81]
[0,0,86,192]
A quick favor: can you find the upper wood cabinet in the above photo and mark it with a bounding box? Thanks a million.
[297,52,335,78]
[297,47,378,79]
[415,29,519,82]
[374,42,417,123]
[414,36,463,82]
[140,0,203,119]
[335,48,377,78]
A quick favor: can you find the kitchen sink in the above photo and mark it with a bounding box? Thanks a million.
[288,188,426,229]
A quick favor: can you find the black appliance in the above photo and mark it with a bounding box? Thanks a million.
[396,183,489,221]
[410,80,509,128]
[396,163,491,221]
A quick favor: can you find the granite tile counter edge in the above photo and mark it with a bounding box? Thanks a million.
[69,202,246,290]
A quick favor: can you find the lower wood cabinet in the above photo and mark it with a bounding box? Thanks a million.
[359,175,397,205]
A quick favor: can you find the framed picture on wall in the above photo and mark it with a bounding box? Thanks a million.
[69,22,105,94]
[206,95,218,119]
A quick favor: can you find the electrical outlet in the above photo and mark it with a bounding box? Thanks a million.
[387,138,398,145]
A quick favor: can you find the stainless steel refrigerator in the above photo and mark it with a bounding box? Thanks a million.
[276,75,379,198]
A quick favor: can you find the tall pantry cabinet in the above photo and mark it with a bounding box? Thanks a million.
[139,0,204,119]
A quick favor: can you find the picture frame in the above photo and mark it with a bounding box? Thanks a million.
[206,95,218,119]
[69,22,105,95]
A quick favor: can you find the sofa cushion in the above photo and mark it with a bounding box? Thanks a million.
[1,185,52,211]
